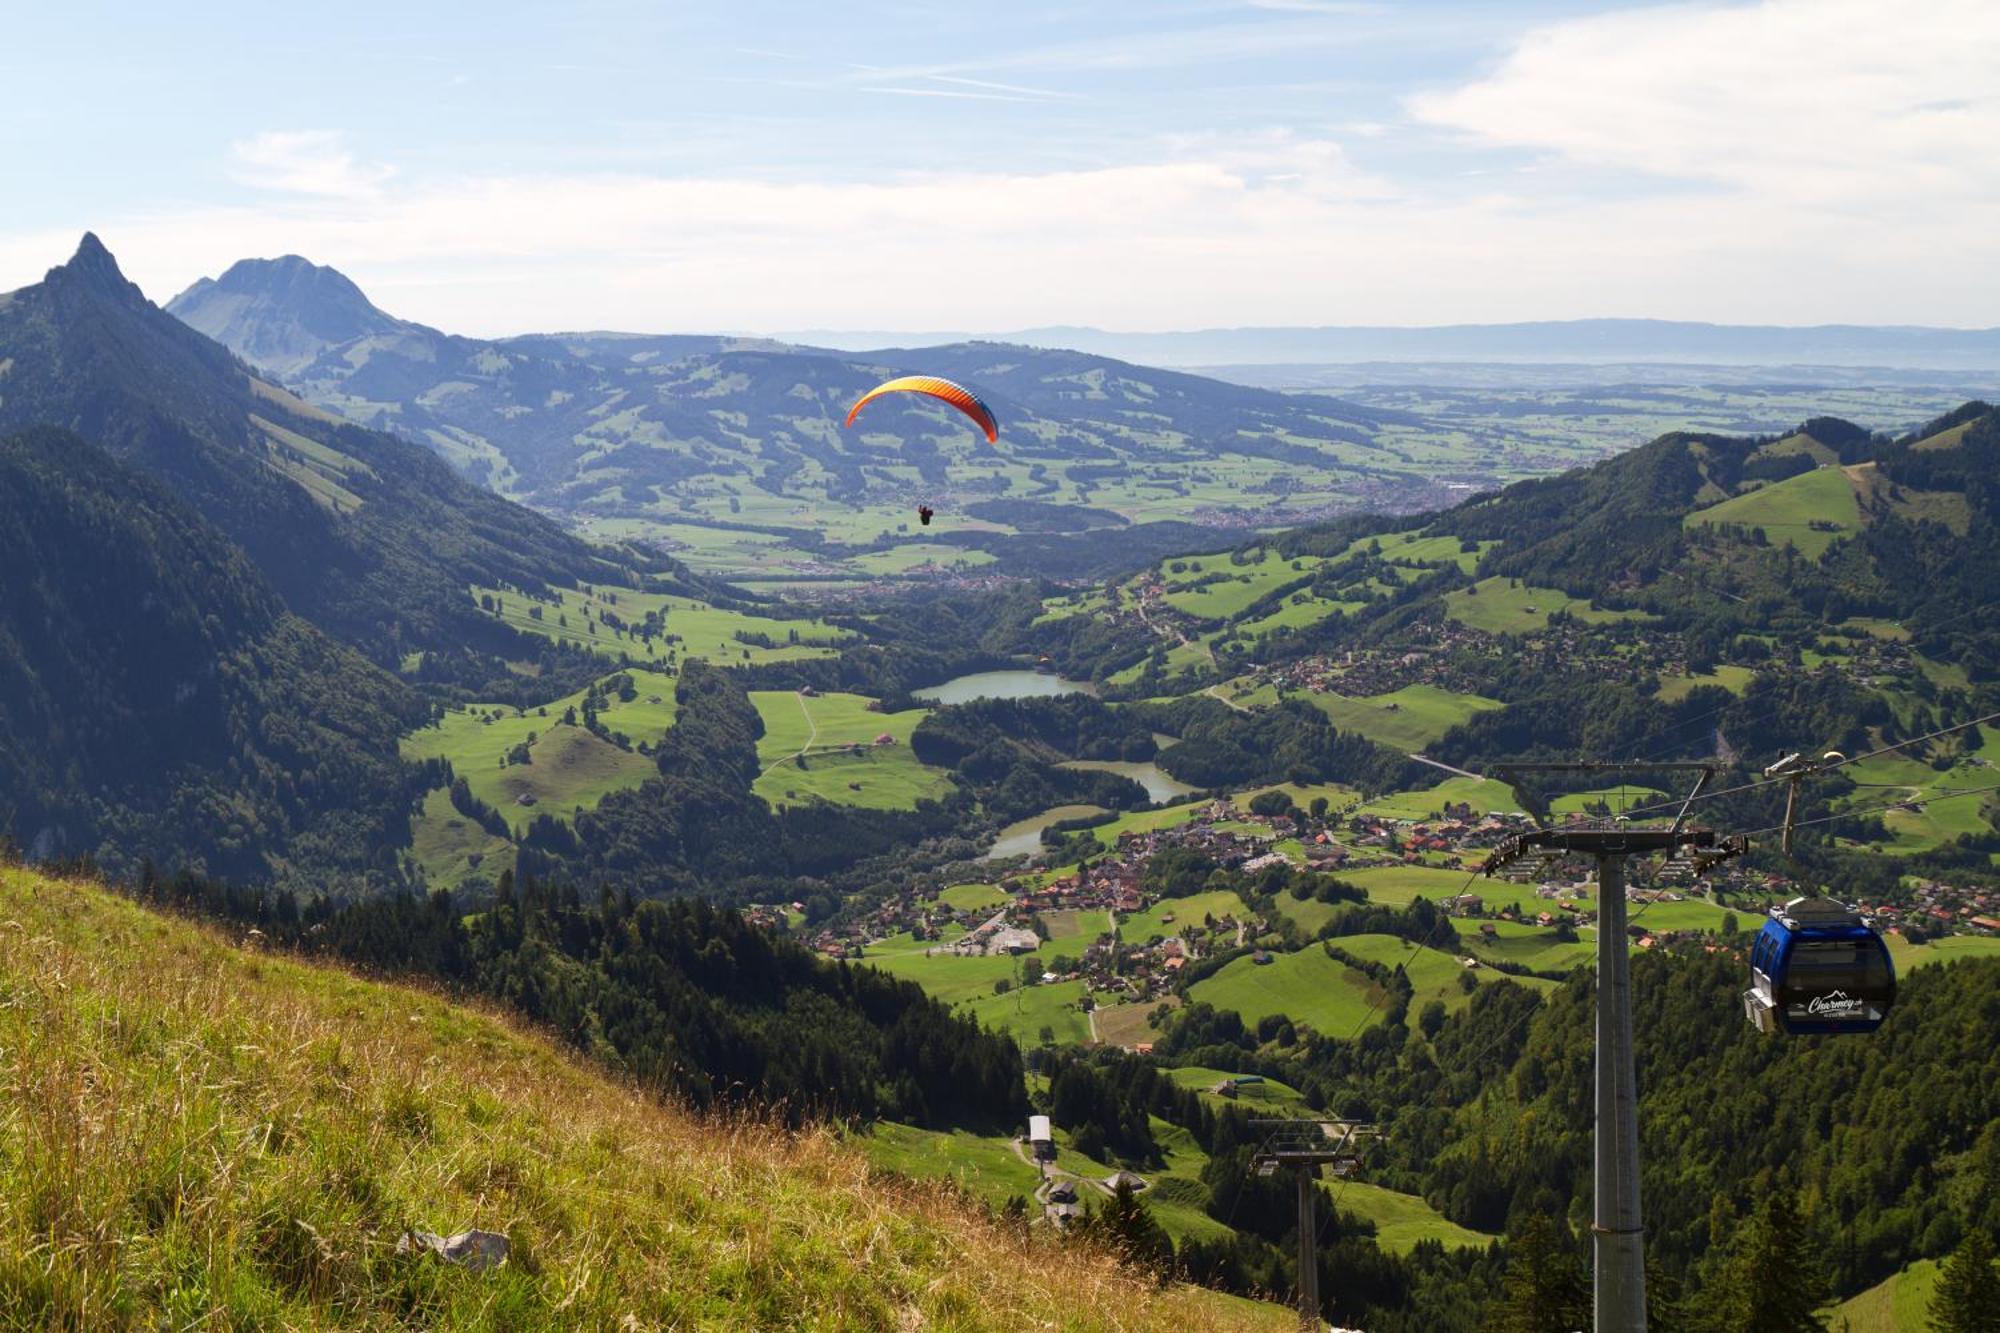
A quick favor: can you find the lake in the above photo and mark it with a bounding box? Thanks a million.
[983,804,1106,861]
[914,670,1097,705]
[1061,759,1197,805]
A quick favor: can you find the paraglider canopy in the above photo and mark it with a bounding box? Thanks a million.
[845,375,998,443]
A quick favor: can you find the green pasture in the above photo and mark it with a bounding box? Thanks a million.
[1119,890,1252,944]
[473,582,854,666]
[1442,578,1645,636]
[1826,1257,1942,1333]
[1376,531,1498,574]
[939,882,1013,914]
[1158,548,1323,619]
[750,690,952,811]
[1307,685,1502,751]
[1549,786,1667,817]
[1655,665,1757,701]
[407,786,513,891]
[1357,776,1522,821]
[1187,944,1384,1037]
[1267,890,1346,936]
[1886,932,2000,973]
[1683,464,1861,559]
[964,978,1095,1045]
[1159,1066,1307,1110]
[1234,594,1367,638]
[402,667,681,836]
[1462,919,1596,973]
[1836,735,2000,854]
[1331,1181,1495,1254]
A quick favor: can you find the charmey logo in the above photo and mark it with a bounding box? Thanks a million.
[1805,990,1866,1017]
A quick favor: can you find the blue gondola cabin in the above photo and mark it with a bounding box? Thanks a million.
[1743,896,1896,1035]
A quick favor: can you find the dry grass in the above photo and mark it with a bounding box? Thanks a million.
[0,865,1276,1331]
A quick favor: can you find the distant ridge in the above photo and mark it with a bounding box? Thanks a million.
[775,318,2000,370]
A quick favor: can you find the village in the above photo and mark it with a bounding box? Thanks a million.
[764,777,2000,1031]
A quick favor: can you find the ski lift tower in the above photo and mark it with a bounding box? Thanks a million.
[1250,1118,1379,1332]
[1484,762,1745,1333]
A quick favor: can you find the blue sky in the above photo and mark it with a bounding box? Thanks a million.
[3,1,1996,334]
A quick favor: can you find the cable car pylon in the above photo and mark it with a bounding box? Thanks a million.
[1485,761,1746,1333]
[1249,1118,1378,1332]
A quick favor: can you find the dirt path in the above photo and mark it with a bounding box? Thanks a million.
[1205,684,1250,713]
[1409,752,1483,781]
[756,692,820,777]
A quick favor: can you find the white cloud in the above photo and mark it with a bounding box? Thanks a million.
[228,131,394,199]
[9,3,2000,337]
[1409,0,2000,204]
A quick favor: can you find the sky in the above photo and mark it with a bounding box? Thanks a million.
[2,0,1997,336]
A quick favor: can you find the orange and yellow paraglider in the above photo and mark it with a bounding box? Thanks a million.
[845,375,999,444]
[844,375,998,526]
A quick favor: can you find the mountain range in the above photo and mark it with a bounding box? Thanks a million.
[166,256,1491,563]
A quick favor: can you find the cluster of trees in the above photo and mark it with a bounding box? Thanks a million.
[127,860,1025,1130]
[1124,696,1419,792]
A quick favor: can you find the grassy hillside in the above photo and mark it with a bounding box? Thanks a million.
[401,667,681,837]
[1682,463,1861,558]
[0,864,1274,1331]
[1825,1257,1942,1331]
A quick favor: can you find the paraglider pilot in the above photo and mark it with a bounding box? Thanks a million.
[918,505,934,527]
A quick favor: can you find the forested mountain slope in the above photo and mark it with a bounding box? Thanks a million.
[0,427,423,884]
[1,236,670,662]
[0,860,1277,1331]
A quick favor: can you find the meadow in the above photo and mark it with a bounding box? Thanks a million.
[1306,684,1503,752]
[1441,578,1646,636]
[472,582,854,666]
[401,667,681,848]
[1682,464,1862,559]
[0,865,1272,1332]
[749,690,953,811]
